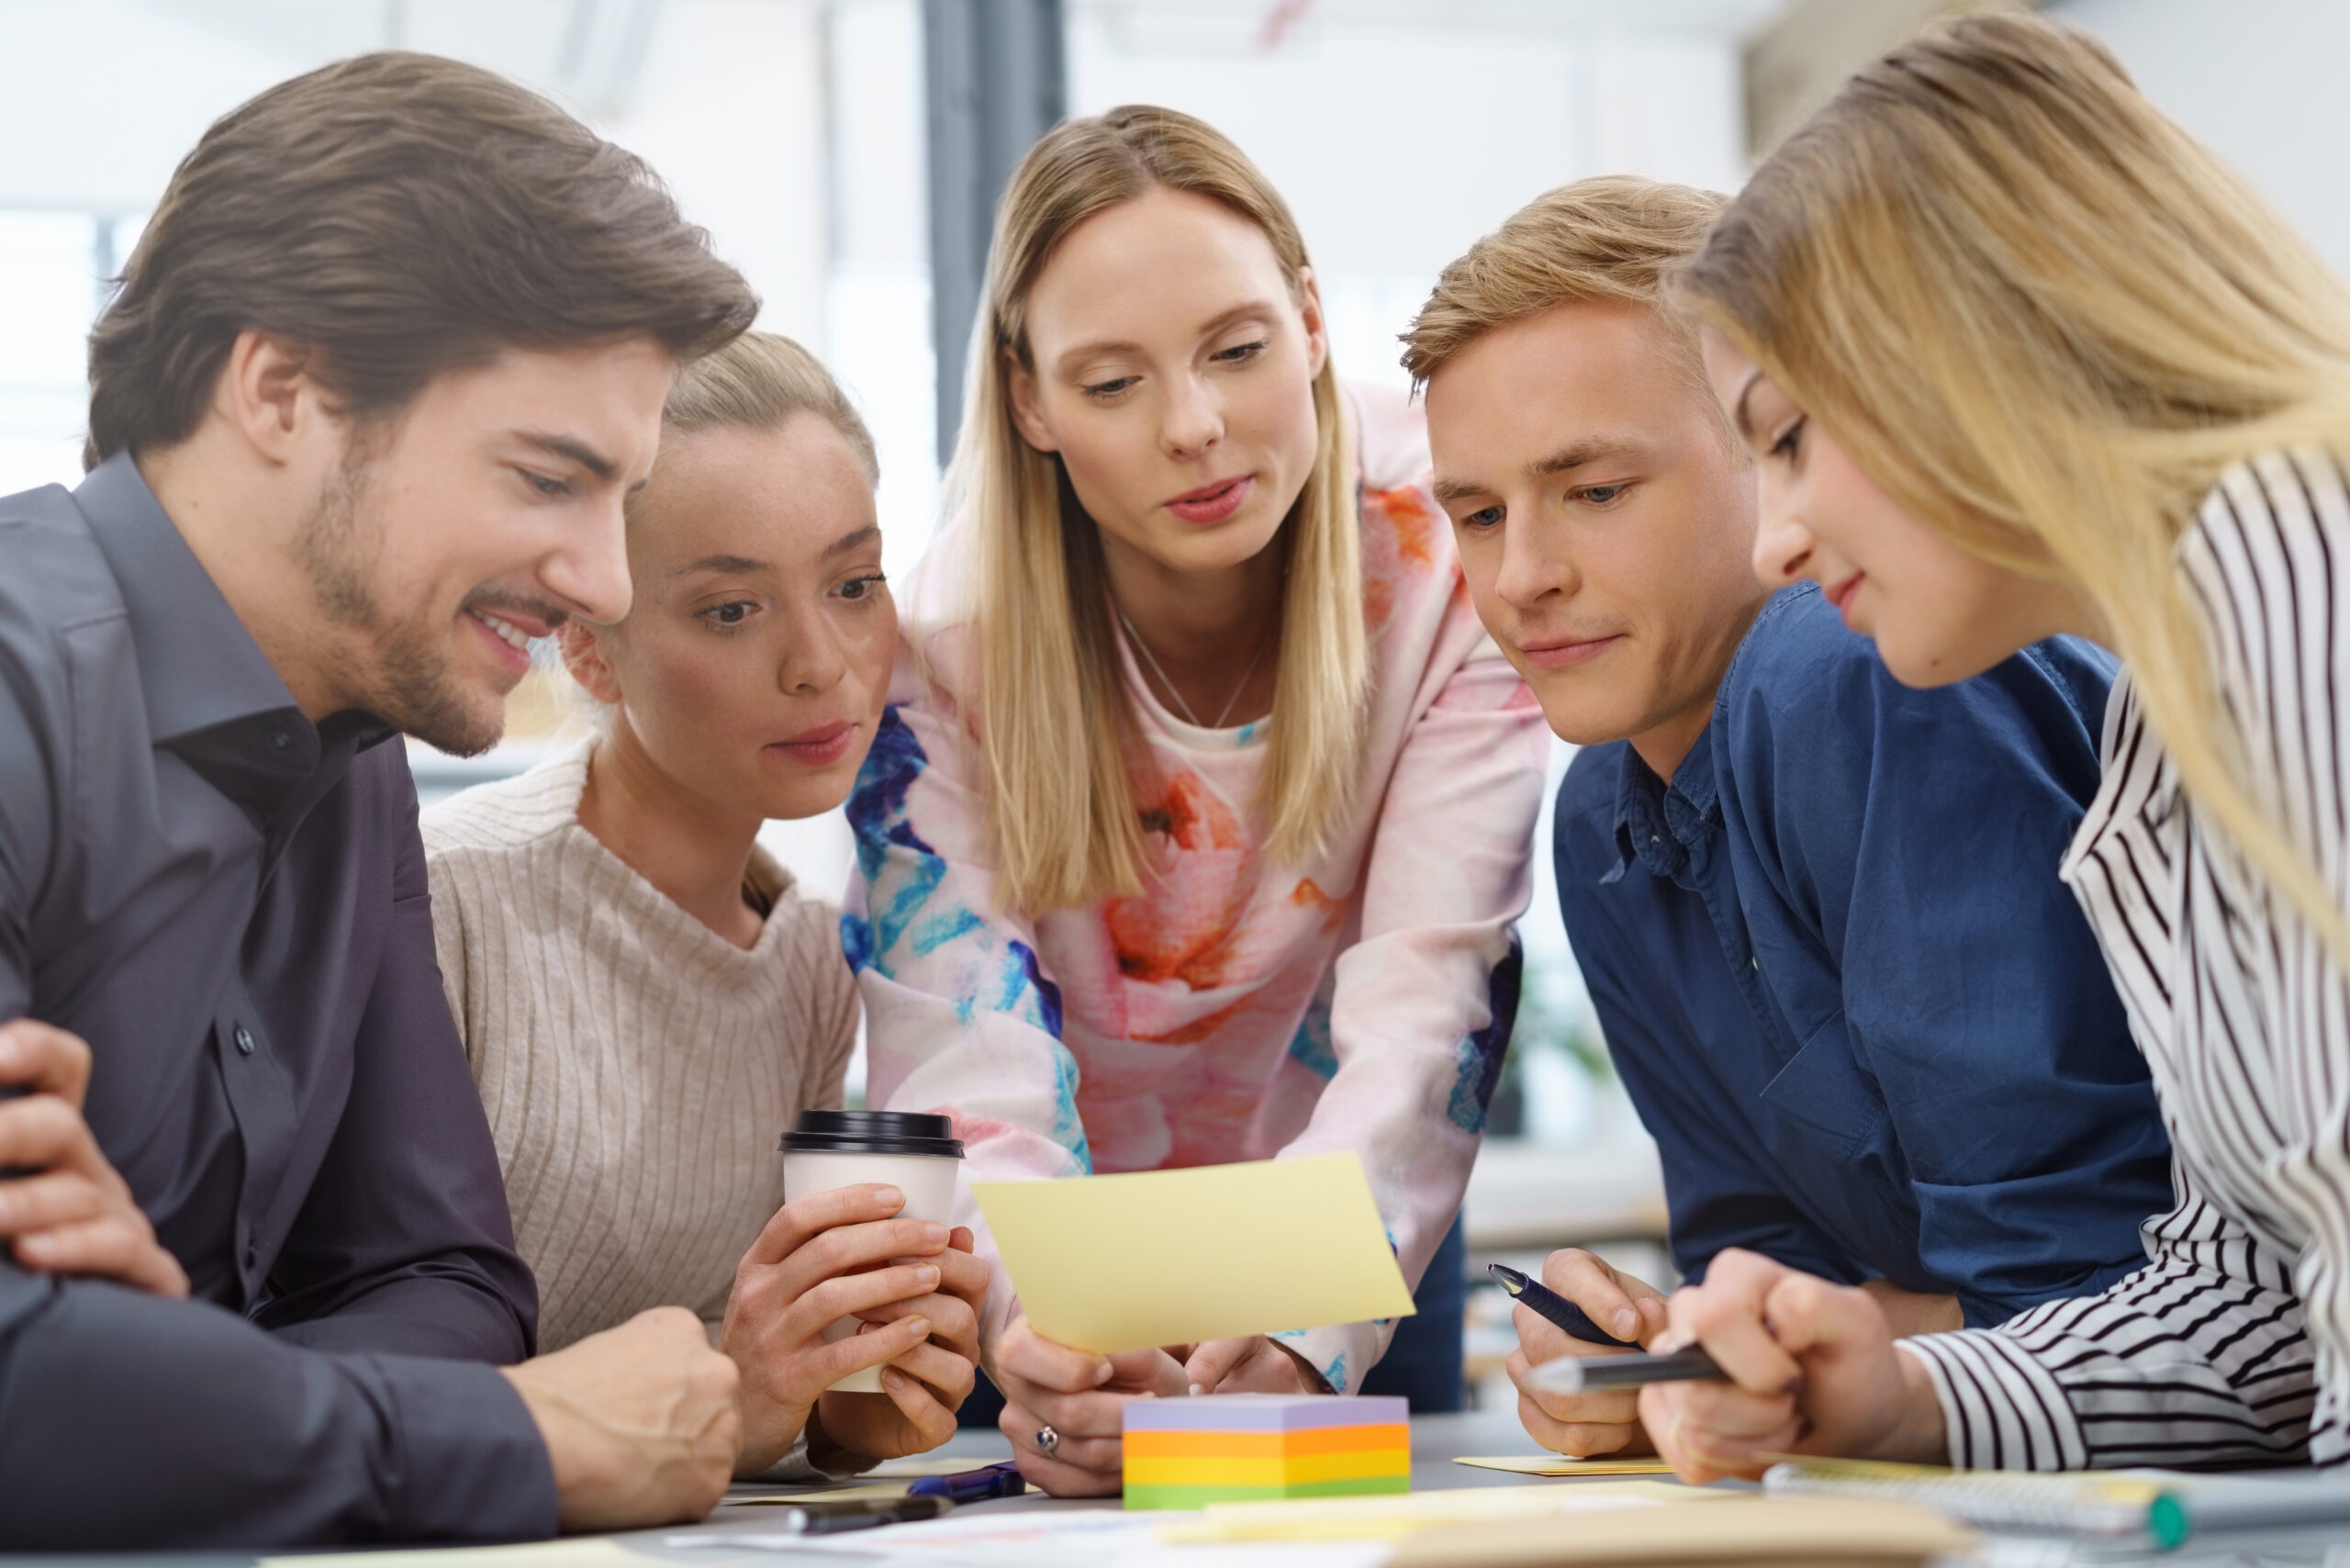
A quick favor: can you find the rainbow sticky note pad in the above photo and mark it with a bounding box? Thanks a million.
[1123,1394,1410,1510]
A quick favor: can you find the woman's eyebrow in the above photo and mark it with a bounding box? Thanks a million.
[822,525,881,559]
[674,553,769,577]
[1733,369,1766,440]
[1053,300,1281,376]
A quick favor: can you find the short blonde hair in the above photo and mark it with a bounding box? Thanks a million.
[1402,175,1727,392]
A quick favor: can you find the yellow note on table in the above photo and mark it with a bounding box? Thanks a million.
[1158,1480,1712,1543]
[971,1152,1416,1352]
[1455,1454,1678,1477]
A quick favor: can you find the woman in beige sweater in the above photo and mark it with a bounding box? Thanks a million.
[422,333,983,1480]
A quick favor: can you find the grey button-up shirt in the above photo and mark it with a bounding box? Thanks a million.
[0,454,555,1548]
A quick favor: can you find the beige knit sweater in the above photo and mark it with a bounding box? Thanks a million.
[421,740,859,1353]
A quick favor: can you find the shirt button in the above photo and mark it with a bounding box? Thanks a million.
[233,1025,255,1056]
[266,728,292,753]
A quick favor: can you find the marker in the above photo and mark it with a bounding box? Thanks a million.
[1526,1347,1729,1394]
[907,1461,1026,1503]
[1488,1262,1640,1350]
[775,1495,953,1535]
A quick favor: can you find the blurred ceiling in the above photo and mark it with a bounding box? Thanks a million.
[129,0,662,112]
[1080,0,1795,50]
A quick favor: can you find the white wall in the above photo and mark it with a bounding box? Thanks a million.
[1069,1,1751,394]
[2054,0,2350,279]
[0,0,836,495]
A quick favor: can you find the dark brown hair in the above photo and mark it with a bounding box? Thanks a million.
[85,50,759,467]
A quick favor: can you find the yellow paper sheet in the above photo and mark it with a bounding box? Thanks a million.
[721,1481,911,1504]
[863,1452,1006,1478]
[1454,1454,1679,1477]
[1156,1480,1713,1543]
[972,1152,1416,1353]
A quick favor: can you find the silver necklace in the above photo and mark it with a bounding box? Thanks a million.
[1115,606,1269,730]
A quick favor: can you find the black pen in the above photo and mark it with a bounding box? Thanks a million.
[1525,1347,1729,1394]
[777,1495,953,1535]
[1488,1261,1641,1350]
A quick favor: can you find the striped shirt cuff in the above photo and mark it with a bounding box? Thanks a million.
[1897,1331,2089,1472]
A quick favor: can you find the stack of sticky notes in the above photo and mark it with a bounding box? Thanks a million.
[1123,1394,1410,1509]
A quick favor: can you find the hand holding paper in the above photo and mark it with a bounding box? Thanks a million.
[970,1153,1416,1353]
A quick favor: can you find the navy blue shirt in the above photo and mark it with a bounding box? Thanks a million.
[1554,584,2173,1327]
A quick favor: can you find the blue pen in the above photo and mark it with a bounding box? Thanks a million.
[907,1460,1027,1503]
[1488,1262,1641,1350]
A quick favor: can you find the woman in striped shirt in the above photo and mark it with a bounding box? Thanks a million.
[1636,11,2350,1478]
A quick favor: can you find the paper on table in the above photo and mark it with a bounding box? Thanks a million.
[722,1482,912,1504]
[1154,1480,1710,1542]
[970,1153,1416,1353]
[261,1540,645,1568]
[1382,1495,1975,1566]
[668,1506,1157,1559]
[1453,1455,1678,1477]
[862,1454,1007,1477]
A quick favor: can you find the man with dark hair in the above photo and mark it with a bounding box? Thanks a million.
[0,53,760,1546]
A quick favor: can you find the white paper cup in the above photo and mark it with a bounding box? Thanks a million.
[779,1111,966,1394]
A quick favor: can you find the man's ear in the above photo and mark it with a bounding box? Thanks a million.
[557,622,624,708]
[216,330,339,467]
[1003,352,1059,454]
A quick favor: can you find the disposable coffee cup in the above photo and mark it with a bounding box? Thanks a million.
[779,1109,966,1394]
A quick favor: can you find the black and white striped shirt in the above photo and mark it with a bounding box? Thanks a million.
[1903,450,2350,1470]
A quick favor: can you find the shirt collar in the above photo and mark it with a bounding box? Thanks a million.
[75,451,307,747]
[1605,720,1721,884]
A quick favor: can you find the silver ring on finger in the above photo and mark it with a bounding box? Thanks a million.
[1035,1423,1059,1458]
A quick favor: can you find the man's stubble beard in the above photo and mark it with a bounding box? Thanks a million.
[295,451,506,758]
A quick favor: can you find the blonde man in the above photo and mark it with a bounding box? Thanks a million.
[1407,178,2171,1459]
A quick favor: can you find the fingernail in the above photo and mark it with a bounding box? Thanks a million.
[882,1368,908,1390]
[876,1185,904,1208]
[18,1233,48,1257]
[918,1265,940,1286]
[1612,1309,1639,1338]
[906,1316,931,1337]
[1188,1383,1204,1397]
[922,1223,948,1247]
[1652,1331,1690,1354]
[1094,1361,1113,1386]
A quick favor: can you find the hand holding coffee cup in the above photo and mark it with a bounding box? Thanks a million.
[718,1112,986,1473]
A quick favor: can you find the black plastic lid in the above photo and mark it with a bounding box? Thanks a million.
[779,1109,965,1159]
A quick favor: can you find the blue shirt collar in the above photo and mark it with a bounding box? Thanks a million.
[1606,719,1720,884]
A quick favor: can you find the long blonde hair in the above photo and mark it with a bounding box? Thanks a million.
[946,105,1365,913]
[1675,8,2350,957]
